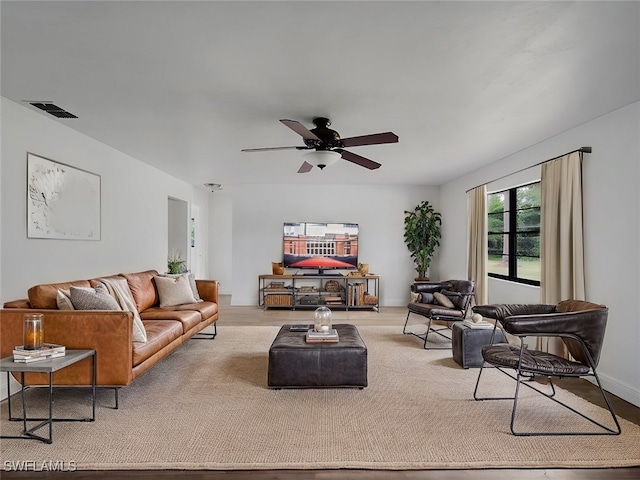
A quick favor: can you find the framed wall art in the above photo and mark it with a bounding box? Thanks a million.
[27,152,101,240]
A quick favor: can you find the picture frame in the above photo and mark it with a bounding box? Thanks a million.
[27,152,101,240]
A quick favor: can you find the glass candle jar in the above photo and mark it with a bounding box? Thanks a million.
[314,306,332,333]
[23,313,44,350]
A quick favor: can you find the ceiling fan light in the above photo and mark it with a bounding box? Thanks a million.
[304,150,340,170]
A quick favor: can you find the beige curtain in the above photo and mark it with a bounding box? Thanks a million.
[467,185,488,306]
[539,151,585,355]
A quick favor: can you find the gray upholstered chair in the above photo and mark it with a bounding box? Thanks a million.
[403,280,475,349]
[472,300,621,436]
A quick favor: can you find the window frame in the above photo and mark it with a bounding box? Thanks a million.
[487,181,541,287]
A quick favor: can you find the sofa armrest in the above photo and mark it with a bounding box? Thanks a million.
[0,309,134,387]
[195,280,219,304]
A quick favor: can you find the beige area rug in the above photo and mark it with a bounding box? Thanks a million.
[1,325,639,471]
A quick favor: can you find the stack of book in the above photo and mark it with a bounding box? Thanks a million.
[306,329,339,343]
[13,343,66,363]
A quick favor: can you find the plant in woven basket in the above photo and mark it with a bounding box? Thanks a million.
[403,200,442,280]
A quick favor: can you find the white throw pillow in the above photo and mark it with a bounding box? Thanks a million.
[159,273,202,302]
[154,275,197,307]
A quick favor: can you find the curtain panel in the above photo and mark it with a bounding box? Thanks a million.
[467,185,488,305]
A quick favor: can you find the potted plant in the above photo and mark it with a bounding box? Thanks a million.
[167,252,186,274]
[403,200,442,281]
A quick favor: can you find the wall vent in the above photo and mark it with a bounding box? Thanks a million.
[29,102,78,118]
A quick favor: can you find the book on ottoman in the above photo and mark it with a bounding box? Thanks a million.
[306,329,339,343]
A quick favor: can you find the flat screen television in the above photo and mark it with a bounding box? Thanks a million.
[283,222,359,274]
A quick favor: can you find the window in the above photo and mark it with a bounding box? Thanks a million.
[487,182,540,285]
[306,241,335,256]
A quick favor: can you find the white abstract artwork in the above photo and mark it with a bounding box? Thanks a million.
[27,153,101,240]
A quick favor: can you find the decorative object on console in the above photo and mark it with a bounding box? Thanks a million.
[22,313,44,350]
[357,263,369,275]
[403,200,442,280]
[314,306,333,332]
[271,262,285,275]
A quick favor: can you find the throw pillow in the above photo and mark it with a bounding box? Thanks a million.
[70,283,121,310]
[420,292,435,304]
[433,291,455,309]
[410,291,420,303]
[56,289,75,310]
[159,273,202,302]
[154,275,197,307]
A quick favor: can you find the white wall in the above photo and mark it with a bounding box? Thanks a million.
[211,184,440,307]
[439,102,640,406]
[1,97,210,397]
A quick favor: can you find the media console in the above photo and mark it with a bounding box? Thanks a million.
[258,274,380,311]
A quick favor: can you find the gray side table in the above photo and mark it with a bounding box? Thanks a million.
[0,349,96,444]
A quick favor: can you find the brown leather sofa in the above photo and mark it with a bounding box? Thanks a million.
[1,270,219,400]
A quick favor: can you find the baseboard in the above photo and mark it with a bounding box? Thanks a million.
[597,372,640,408]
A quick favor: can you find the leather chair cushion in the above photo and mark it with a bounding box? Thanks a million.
[407,302,464,318]
[482,343,591,375]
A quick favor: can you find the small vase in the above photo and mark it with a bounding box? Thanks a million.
[23,313,44,350]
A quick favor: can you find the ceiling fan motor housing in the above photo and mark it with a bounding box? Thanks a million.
[304,117,343,150]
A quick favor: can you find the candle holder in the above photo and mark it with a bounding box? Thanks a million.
[23,313,44,350]
[314,306,332,333]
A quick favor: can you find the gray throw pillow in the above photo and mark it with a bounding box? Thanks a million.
[159,273,202,302]
[154,275,198,307]
[70,283,121,310]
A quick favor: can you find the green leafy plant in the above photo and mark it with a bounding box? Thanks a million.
[403,200,442,279]
[167,253,185,274]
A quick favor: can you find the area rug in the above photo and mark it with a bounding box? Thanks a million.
[1,325,639,471]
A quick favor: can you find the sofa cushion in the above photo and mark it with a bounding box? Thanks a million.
[70,284,121,310]
[120,270,159,312]
[133,320,183,367]
[28,280,92,309]
[157,301,218,321]
[140,308,202,334]
[154,275,197,307]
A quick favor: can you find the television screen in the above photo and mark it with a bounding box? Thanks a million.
[283,222,359,273]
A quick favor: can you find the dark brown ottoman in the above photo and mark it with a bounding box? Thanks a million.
[268,324,368,389]
[452,323,506,368]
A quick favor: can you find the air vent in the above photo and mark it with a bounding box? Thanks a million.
[30,103,77,118]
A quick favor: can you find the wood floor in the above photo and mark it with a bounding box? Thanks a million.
[3,301,639,480]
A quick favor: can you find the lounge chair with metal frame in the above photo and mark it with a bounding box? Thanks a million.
[403,280,475,349]
[472,300,621,436]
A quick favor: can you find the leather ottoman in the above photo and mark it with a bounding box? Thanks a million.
[452,323,506,368]
[268,324,368,388]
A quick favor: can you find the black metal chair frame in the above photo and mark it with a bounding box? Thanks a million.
[473,331,621,436]
[403,291,475,350]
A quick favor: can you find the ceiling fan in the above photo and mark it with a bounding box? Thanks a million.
[242,117,398,173]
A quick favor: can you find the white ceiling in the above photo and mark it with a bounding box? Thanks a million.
[2,1,639,188]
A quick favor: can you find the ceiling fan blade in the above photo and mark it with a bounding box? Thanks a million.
[297,161,313,173]
[280,119,320,141]
[338,150,382,170]
[340,132,398,148]
[242,146,307,152]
